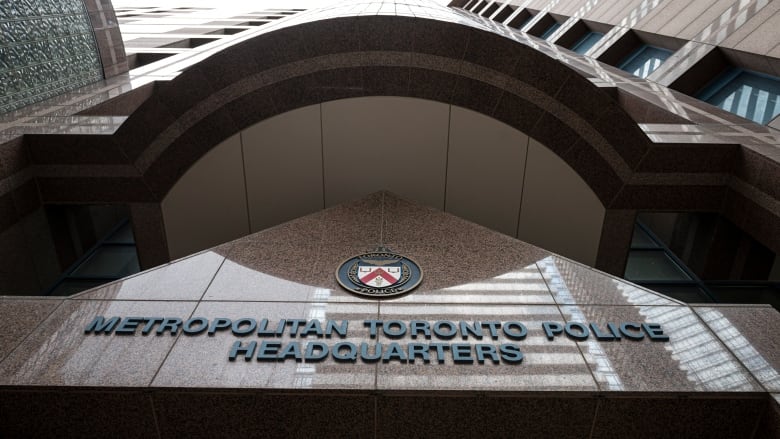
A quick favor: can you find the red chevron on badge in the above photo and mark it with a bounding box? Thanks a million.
[358,265,401,287]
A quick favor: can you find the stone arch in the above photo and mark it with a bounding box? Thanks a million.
[98,12,751,274]
[160,97,608,267]
[116,15,647,208]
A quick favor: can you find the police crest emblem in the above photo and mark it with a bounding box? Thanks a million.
[336,248,423,298]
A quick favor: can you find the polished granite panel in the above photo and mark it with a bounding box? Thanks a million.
[0,300,196,386]
[694,305,780,392]
[154,392,374,438]
[590,397,765,439]
[375,303,597,391]
[0,389,158,438]
[382,194,551,292]
[377,395,596,439]
[562,305,762,392]
[0,298,61,360]
[390,261,556,305]
[78,251,225,300]
[538,255,681,306]
[152,301,378,389]
[202,257,337,302]
[204,207,372,303]
[321,191,384,244]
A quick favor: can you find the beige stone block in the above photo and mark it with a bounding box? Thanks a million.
[517,139,605,266]
[162,133,249,259]
[720,1,780,49]
[734,10,780,55]
[445,105,528,237]
[668,0,736,41]
[242,104,324,233]
[642,1,689,33]
[322,97,449,209]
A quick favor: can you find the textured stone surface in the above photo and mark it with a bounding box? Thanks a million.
[0,298,61,360]
[153,392,374,438]
[78,251,224,301]
[375,303,597,391]
[695,305,780,392]
[538,255,680,306]
[377,396,596,439]
[152,301,378,389]
[564,304,761,392]
[590,397,765,439]
[0,191,777,437]
[0,300,196,386]
[0,389,157,438]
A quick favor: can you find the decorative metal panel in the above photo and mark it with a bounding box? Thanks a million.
[0,0,103,114]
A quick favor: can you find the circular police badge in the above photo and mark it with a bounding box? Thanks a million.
[336,248,423,298]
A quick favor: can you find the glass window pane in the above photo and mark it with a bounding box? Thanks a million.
[630,225,659,248]
[49,280,106,297]
[624,250,691,281]
[105,222,136,244]
[618,45,672,78]
[700,70,780,124]
[541,22,561,40]
[72,246,140,278]
[571,31,603,54]
[521,17,534,29]
[645,285,712,303]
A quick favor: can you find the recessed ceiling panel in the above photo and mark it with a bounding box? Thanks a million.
[243,104,324,232]
[517,139,605,266]
[445,105,528,237]
[321,97,449,208]
[162,133,249,259]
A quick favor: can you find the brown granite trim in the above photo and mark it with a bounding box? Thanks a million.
[128,50,641,204]
[0,12,777,267]
[129,203,170,269]
[0,387,770,438]
[595,209,637,276]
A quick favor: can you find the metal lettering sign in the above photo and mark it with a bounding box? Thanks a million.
[84,316,670,365]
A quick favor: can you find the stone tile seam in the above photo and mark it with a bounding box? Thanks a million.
[717,0,775,50]
[587,397,601,439]
[693,0,766,46]
[513,134,531,238]
[689,306,773,395]
[237,132,252,234]
[146,255,227,387]
[0,299,65,372]
[147,392,164,439]
[534,260,603,393]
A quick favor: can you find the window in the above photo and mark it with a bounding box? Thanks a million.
[571,31,603,54]
[45,220,140,296]
[540,22,561,40]
[697,68,780,125]
[624,222,714,303]
[507,10,534,30]
[624,217,780,310]
[618,44,672,78]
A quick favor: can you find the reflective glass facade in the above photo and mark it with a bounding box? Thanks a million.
[0,0,103,113]
[618,44,672,79]
[571,31,603,54]
[699,69,780,125]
